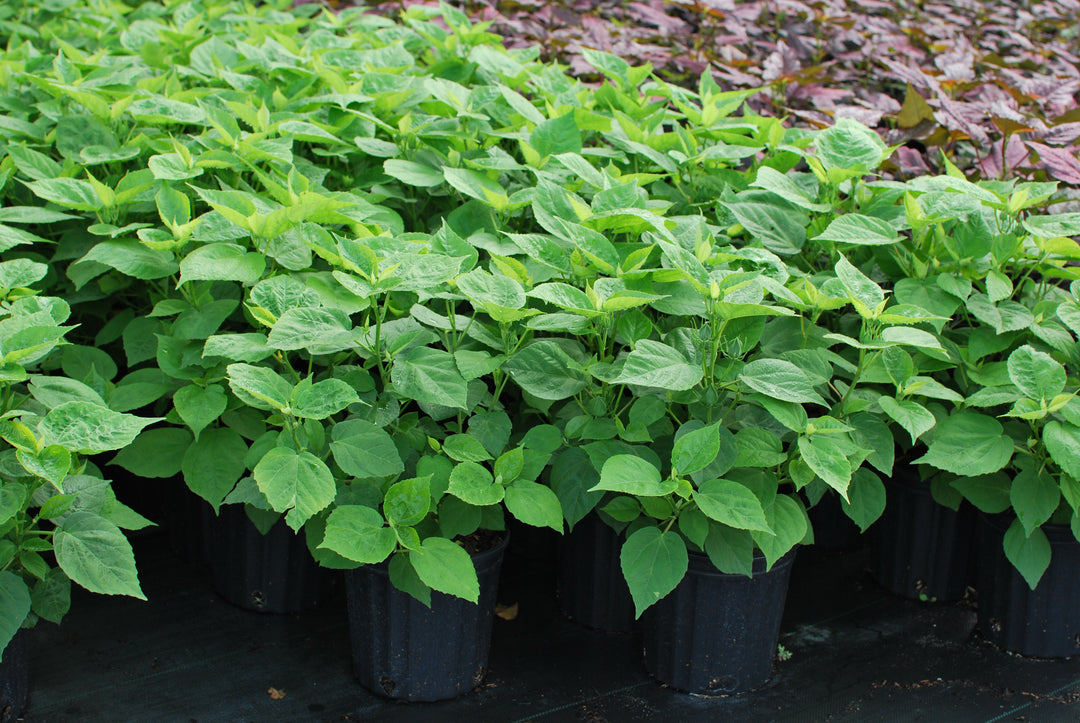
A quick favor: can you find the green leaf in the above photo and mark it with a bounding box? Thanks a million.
[0,572,30,659]
[319,505,396,564]
[1057,302,1080,336]
[30,568,70,625]
[505,480,563,531]
[173,384,227,440]
[442,434,493,462]
[203,333,274,363]
[1008,345,1065,402]
[676,506,709,548]
[0,258,47,288]
[878,396,936,444]
[693,479,773,533]
[53,512,145,599]
[549,447,602,529]
[75,240,178,281]
[1044,421,1080,481]
[750,167,830,212]
[507,234,573,275]
[986,270,1013,303]
[226,363,292,412]
[172,300,238,341]
[331,420,404,478]
[704,524,755,576]
[1022,213,1080,238]
[182,427,248,511]
[751,494,807,569]
[813,214,899,246]
[850,412,894,476]
[7,146,61,181]
[456,268,526,309]
[0,224,47,252]
[841,468,886,532]
[672,423,720,476]
[391,347,469,409]
[468,411,514,457]
[504,340,587,400]
[25,178,103,211]
[733,427,787,468]
[384,477,431,528]
[951,473,1012,514]
[966,294,1033,335]
[179,244,266,286]
[291,378,359,420]
[602,496,642,523]
[656,239,709,291]
[834,253,885,316]
[591,455,675,496]
[530,112,582,157]
[37,494,73,522]
[740,359,826,405]
[39,402,160,454]
[411,537,481,603]
[148,153,201,180]
[1003,518,1051,590]
[253,447,336,531]
[388,554,431,607]
[1011,464,1061,536]
[815,117,887,172]
[621,527,688,618]
[443,168,508,208]
[384,159,444,187]
[502,447,534,485]
[16,445,70,488]
[797,435,852,499]
[128,97,206,125]
[581,47,631,81]
[722,194,807,255]
[62,345,117,382]
[447,461,504,505]
[915,412,1013,476]
[438,496,482,541]
[616,340,703,391]
[0,485,25,526]
[110,427,191,479]
[267,308,356,354]
[27,376,102,408]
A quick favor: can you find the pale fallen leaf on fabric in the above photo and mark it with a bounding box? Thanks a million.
[495,602,519,620]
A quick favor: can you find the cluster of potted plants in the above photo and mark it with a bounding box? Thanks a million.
[0,0,1079,713]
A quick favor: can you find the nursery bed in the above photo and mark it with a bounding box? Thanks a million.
[20,532,1080,722]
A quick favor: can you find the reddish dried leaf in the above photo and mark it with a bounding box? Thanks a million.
[761,41,800,82]
[1026,142,1080,184]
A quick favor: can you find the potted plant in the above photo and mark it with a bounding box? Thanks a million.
[273,228,563,700]
[892,174,1080,653]
[0,264,155,716]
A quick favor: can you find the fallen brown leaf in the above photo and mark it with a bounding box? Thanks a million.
[267,687,287,700]
[495,602,519,621]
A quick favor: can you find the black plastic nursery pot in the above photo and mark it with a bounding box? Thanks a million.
[976,513,1080,658]
[558,513,636,632]
[0,631,27,722]
[641,547,797,695]
[872,471,975,602]
[164,477,214,565]
[209,505,332,613]
[345,534,508,702]
[805,491,862,551]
